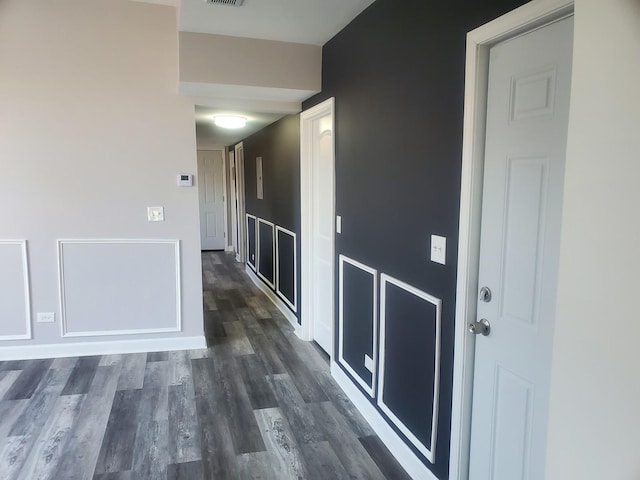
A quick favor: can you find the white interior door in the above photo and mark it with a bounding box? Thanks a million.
[198,150,226,251]
[311,116,335,354]
[469,16,573,479]
[301,98,336,356]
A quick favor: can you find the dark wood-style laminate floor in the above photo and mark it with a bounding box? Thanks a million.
[0,252,411,480]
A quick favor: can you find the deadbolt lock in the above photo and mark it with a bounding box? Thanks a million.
[479,286,492,303]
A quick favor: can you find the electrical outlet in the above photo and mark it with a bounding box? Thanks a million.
[37,312,55,323]
[364,354,373,373]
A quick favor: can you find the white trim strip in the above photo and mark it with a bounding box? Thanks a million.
[57,239,182,338]
[338,255,377,397]
[275,226,297,313]
[246,265,299,331]
[0,240,32,341]
[256,219,276,289]
[0,336,206,361]
[246,213,257,272]
[378,273,442,464]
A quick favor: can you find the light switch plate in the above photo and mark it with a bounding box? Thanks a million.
[336,215,342,234]
[147,206,164,222]
[37,312,55,323]
[431,235,446,265]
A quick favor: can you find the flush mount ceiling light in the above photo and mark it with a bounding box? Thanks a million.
[213,115,247,129]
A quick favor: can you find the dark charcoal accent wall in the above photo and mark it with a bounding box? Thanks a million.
[341,258,375,388]
[247,216,256,269]
[258,221,274,285]
[237,114,301,322]
[303,0,528,477]
[382,282,438,452]
[276,229,296,310]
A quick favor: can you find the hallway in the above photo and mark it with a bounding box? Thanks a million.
[0,252,410,480]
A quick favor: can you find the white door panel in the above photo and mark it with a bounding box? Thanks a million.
[198,151,225,251]
[469,17,573,480]
[310,118,334,355]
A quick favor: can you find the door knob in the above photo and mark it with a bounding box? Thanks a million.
[468,318,491,336]
[479,286,492,302]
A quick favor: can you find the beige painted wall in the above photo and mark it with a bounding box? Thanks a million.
[0,0,204,346]
[546,0,640,478]
[179,32,322,92]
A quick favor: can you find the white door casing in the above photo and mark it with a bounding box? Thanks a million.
[229,151,239,255]
[468,15,573,480]
[450,1,574,479]
[300,97,335,355]
[234,143,247,263]
[197,150,226,251]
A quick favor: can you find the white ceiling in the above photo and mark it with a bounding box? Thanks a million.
[179,0,376,46]
[194,106,284,147]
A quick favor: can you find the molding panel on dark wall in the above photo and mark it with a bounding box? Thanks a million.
[257,219,275,289]
[339,255,377,397]
[303,0,528,475]
[276,226,297,312]
[378,274,442,464]
[247,214,257,271]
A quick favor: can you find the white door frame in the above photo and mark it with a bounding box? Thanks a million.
[234,142,247,262]
[228,150,238,253]
[300,97,336,348]
[450,1,574,478]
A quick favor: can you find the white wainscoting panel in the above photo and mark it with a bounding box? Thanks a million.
[58,239,181,337]
[0,240,32,340]
[378,273,442,464]
[256,219,276,289]
[338,255,377,397]
[275,226,297,312]
[246,213,257,272]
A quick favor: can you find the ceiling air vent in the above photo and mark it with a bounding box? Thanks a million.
[206,0,244,6]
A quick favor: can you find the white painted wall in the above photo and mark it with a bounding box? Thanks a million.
[0,0,204,352]
[546,0,640,478]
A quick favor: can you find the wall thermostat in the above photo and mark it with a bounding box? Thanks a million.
[177,174,193,187]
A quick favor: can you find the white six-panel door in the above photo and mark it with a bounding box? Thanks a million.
[198,150,226,251]
[469,16,573,479]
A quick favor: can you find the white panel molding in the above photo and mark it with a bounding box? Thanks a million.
[57,239,182,338]
[246,265,299,332]
[452,1,574,478]
[0,240,32,341]
[246,213,257,272]
[256,218,276,289]
[275,225,297,313]
[332,362,437,480]
[338,254,377,397]
[378,274,442,464]
[0,336,206,361]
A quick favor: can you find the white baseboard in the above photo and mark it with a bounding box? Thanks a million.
[246,266,300,332]
[225,246,235,253]
[0,335,206,361]
[331,362,437,480]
